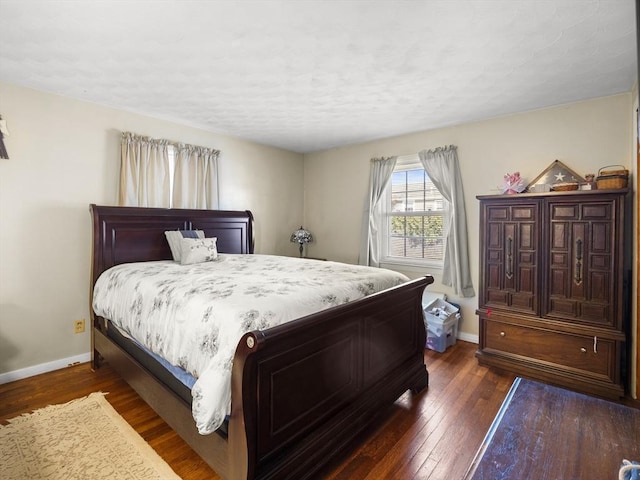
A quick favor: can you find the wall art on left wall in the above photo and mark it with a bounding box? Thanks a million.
[0,114,10,159]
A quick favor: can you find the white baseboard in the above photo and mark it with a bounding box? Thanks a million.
[0,352,91,385]
[457,332,479,344]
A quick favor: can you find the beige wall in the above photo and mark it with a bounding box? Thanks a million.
[1,82,635,385]
[0,82,304,376]
[303,93,634,340]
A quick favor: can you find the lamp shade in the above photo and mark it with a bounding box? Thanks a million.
[290,226,313,257]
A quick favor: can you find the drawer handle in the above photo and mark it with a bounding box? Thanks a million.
[574,239,583,285]
[500,331,506,337]
[506,236,514,280]
[579,337,598,354]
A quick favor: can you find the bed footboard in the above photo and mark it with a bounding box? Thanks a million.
[229,275,433,480]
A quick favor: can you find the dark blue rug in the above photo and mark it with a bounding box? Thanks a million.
[465,377,640,480]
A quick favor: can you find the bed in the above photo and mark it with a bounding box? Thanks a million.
[89,204,434,480]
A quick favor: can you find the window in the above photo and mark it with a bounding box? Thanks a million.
[119,132,219,209]
[382,155,446,267]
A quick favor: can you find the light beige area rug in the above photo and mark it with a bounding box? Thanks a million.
[0,392,181,479]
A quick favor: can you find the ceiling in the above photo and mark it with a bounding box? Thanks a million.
[0,0,636,153]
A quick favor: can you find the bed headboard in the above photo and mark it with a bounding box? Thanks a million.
[90,204,254,286]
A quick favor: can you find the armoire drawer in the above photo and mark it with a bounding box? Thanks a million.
[483,320,615,378]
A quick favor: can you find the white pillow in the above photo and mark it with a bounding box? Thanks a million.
[180,237,218,265]
[165,230,205,262]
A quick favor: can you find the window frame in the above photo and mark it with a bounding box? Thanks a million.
[379,155,446,271]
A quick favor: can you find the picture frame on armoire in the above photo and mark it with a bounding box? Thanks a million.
[526,159,585,191]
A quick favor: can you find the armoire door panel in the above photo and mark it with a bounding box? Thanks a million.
[488,250,501,262]
[569,275,586,300]
[549,298,578,316]
[479,201,539,315]
[550,269,568,296]
[487,289,509,306]
[487,206,509,221]
[518,267,535,293]
[552,204,579,219]
[552,223,568,248]
[589,223,610,252]
[588,271,609,298]
[582,203,611,219]
[519,252,534,264]
[589,255,609,269]
[487,223,502,248]
[519,225,534,250]
[487,264,502,289]
[551,253,567,266]
[512,206,535,220]
[580,303,609,323]
[511,293,535,310]
[547,201,616,323]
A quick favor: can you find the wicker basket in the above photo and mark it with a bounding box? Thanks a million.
[596,165,628,189]
[552,182,579,191]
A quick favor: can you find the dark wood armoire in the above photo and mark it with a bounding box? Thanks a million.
[475,188,632,398]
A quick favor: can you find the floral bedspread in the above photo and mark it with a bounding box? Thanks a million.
[92,254,409,434]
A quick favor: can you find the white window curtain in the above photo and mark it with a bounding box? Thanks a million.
[119,132,170,207]
[418,145,475,297]
[358,156,397,267]
[173,144,220,209]
[119,132,220,209]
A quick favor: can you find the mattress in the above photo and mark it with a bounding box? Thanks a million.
[92,253,409,434]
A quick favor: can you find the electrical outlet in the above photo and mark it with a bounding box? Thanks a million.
[74,319,85,334]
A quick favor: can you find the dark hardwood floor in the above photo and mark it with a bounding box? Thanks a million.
[4,341,632,479]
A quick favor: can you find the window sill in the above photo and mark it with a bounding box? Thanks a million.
[380,260,443,275]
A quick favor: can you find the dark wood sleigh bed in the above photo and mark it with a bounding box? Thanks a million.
[89,204,434,480]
